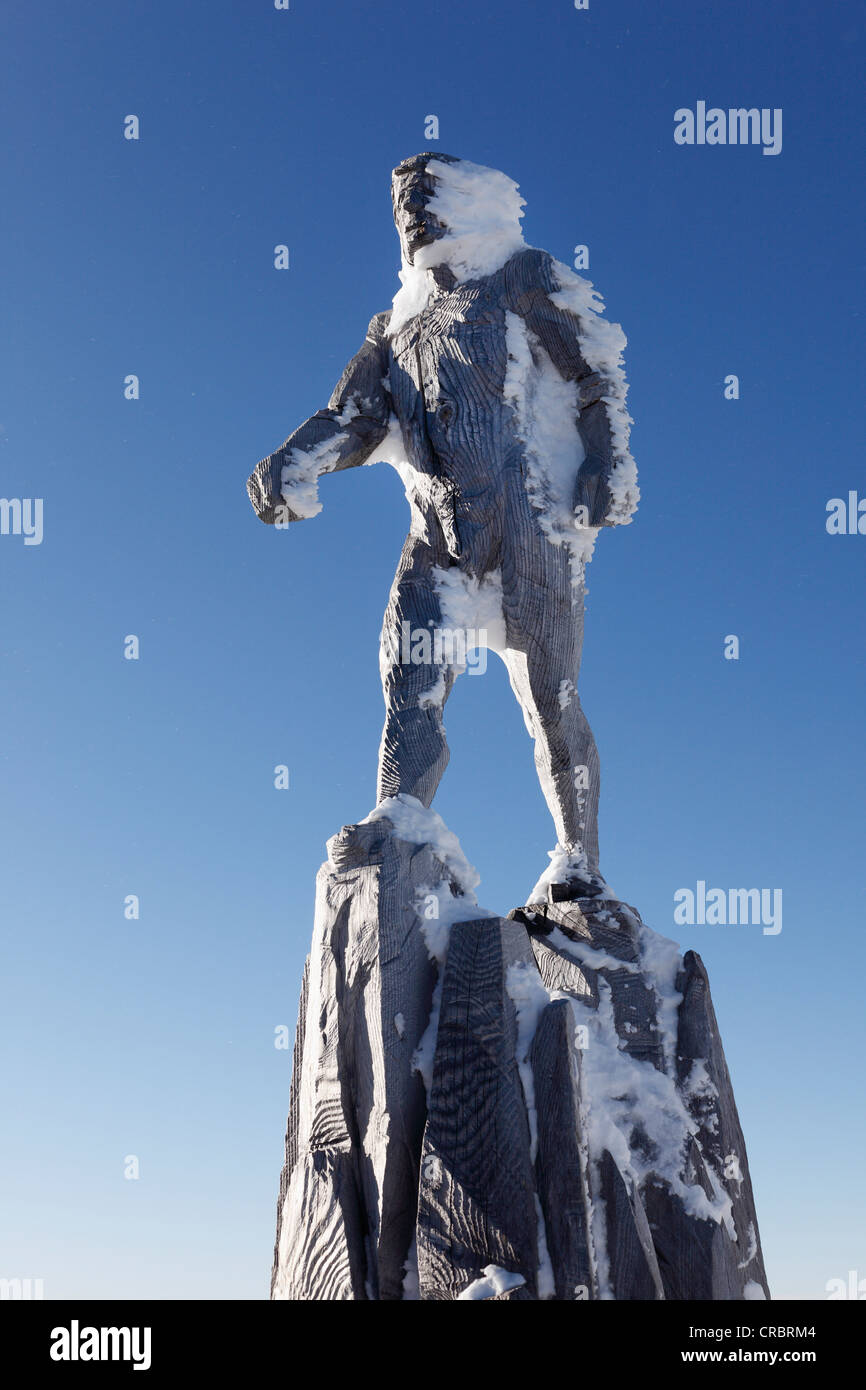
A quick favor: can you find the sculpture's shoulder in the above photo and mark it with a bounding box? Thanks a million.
[503,245,561,302]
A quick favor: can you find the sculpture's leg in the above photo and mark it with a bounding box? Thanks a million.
[500,549,601,873]
[376,536,459,807]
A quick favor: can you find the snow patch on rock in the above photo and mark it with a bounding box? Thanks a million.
[457,1264,526,1301]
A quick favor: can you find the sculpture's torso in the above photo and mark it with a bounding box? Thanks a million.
[386,258,548,572]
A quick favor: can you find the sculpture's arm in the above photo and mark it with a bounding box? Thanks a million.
[508,249,636,527]
[247,312,392,524]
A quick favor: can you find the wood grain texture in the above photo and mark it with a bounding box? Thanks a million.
[597,1149,665,1300]
[248,237,616,866]
[270,829,769,1301]
[416,918,540,1300]
[673,950,771,1298]
[270,954,309,1297]
[643,1162,742,1302]
[254,162,766,1302]
[272,816,441,1299]
[530,933,596,1002]
[530,999,596,1299]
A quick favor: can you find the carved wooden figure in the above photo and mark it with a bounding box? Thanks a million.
[248,153,639,895]
[248,157,768,1302]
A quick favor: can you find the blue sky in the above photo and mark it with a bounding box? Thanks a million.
[1,0,864,1299]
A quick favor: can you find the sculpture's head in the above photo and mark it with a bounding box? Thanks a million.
[391,152,459,264]
[390,153,527,280]
[387,155,528,335]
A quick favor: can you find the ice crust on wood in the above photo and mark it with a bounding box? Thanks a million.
[270,799,768,1301]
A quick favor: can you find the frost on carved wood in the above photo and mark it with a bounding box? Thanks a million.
[416,920,540,1300]
[269,816,769,1301]
[251,154,767,1301]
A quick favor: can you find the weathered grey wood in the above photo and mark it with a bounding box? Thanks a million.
[597,1150,665,1300]
[521,897,643,958]
[643,1170,742,1301]
[271,873,370,1300]
[562,900,643,961]
[416,919,540,1300]
[256,155,767,1302]
[272,816,444,1299]
[673,950,770,1298]
[358,832,439,1298]
[604,965,666,1072]
[271,852,769,1299]
[530,999,596,1299]
[529,932,596,1002]
[275,1147,368,1301]
[528,901,664,1068]
[246,154,641,877]
[270,954,309,1297]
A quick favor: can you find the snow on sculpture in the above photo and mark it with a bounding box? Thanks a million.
[247,152,637,895]
[247,155,768,1303]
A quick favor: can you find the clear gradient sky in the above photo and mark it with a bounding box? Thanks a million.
[2,0,864,1300]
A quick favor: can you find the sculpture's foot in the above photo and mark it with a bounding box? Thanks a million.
[507,903,548,931]
[529,846,613,908]
[507,869,615,934]
[546,870,610,902]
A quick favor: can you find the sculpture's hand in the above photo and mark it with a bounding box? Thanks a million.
[247,312,393,527]
[248,454,285,524]
[574,453,616,528]
[274,499,305,525]
[247,453,311,524]
[248,444,330,524]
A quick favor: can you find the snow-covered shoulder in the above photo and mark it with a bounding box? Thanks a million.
[546,257,639,524]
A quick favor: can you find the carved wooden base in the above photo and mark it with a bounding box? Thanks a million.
[271,813,769,1301]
